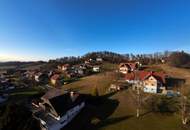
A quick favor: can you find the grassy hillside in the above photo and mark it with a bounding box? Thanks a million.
[63,72,116,95]
[61,63,190,130]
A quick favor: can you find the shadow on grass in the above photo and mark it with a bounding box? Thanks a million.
[93,115,133,129]
[62,93,131,130]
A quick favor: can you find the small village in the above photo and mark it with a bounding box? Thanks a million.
[0,1,190,130]
[0,51,190,130]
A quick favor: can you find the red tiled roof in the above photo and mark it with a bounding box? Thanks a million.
[125,72,135,80]
[125,71,166,84]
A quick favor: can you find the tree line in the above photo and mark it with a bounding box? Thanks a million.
[48,50,190,69]
[48,50,174,65]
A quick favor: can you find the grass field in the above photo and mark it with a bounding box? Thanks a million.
[61,64,190,130]
[63,71,116,95]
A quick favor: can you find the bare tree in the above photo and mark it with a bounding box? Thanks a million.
[180,84,190,125]
[135,81,143,118]
[180,86,190,125]
[130,71,144,118]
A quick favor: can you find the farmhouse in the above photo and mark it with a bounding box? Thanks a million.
[58,64,70,71]
[33,91,86,130]
[50,74,62,87]
[125,71,167,93]
[119,62,139,74]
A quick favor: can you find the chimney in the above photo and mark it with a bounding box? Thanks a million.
[70,91,74,97]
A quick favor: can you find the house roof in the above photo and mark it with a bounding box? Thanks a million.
[125,71,167,84]
[128,63,138,70]
[51,74,60,80]
[144,71,166,84]
[48,92,85,116]
[119,62,138,70]
[125,72,135,81]
[62,64,70,67]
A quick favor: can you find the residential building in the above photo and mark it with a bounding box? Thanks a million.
[33,91,86,130]
[96,57,103,62]
[93,66,100,72]
[58,64,70,71]
[125,71,167,93]
[50,74,61,87]
[119,62,139,74]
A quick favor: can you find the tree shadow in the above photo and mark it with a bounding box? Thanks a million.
[101,91,118,99]
[93,115,133,129]
[62,94,128,130]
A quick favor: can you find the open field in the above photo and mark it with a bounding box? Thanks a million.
[61,64,190,130]
[63,72,116,95]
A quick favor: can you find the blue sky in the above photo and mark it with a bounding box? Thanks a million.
[0,0,190,61]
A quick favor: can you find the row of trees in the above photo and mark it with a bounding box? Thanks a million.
[168,51,190,68]
[48,50,173,65]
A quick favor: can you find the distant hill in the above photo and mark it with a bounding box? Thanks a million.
[0,61,46,70]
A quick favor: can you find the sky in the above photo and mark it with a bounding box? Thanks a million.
[0,0,190,61]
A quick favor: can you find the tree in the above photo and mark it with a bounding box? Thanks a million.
[180,85,190,125]
[145,95,179,113]
[131,79,143,118]
[168,51,190,68]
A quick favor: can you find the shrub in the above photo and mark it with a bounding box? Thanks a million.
[145,95,179,113]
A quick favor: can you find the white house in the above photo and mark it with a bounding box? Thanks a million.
[58,64,70,71]
[93,66,100,72]
[96,58,103,62]
[125,71,167,94]
[33,91,86,130]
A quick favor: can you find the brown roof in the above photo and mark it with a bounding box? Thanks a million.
[51,74,60,80]
[63,64,70,67]
[125,72,135,80]
[119,62,138,70]
[42,89,62,100]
